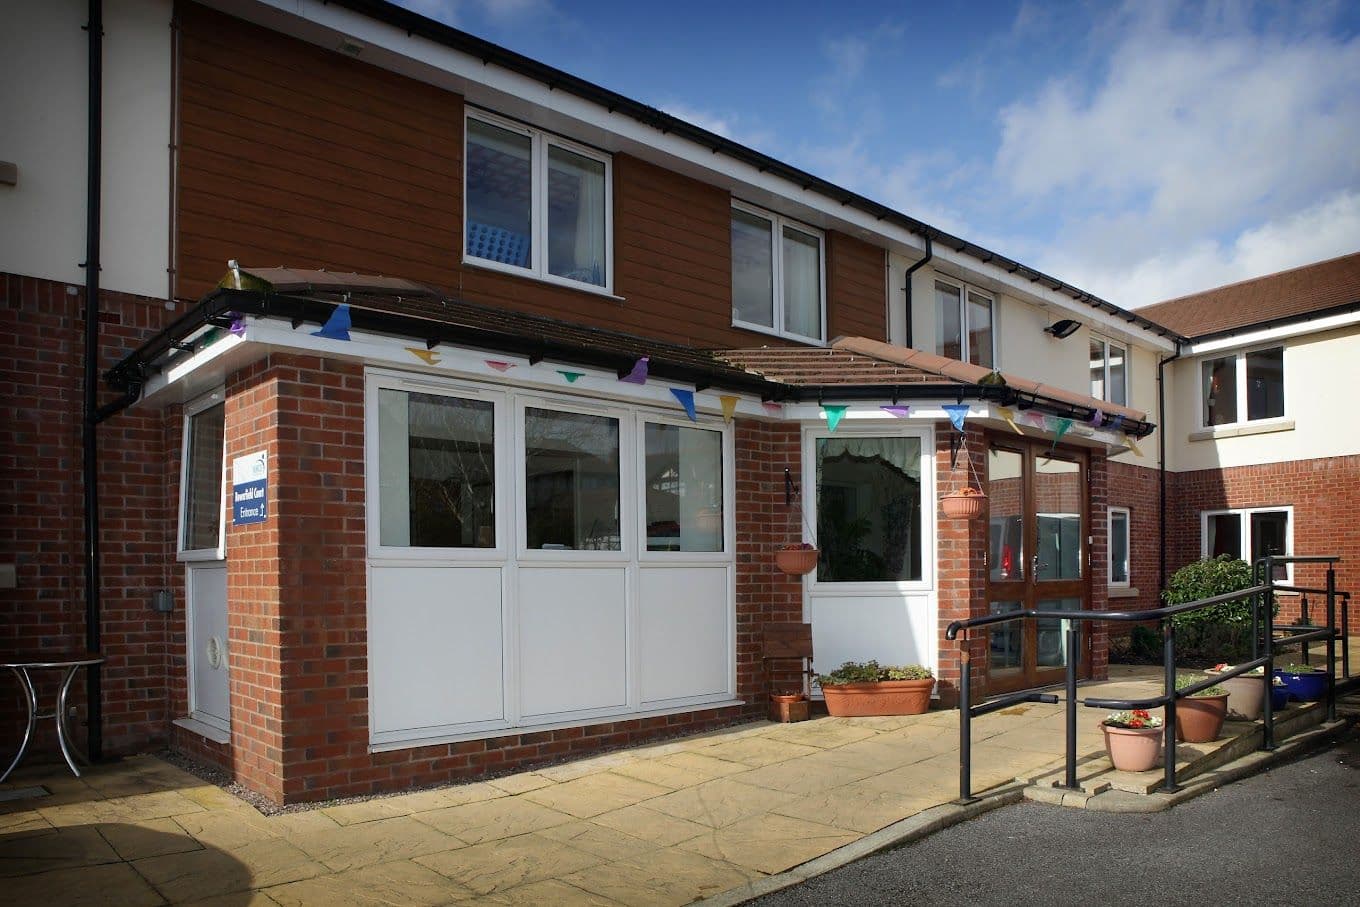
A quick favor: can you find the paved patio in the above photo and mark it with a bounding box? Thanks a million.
[0,663,1349,906]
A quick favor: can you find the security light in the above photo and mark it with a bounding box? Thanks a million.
[1044,319,1082,339]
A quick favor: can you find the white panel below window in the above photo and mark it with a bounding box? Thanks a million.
[808,593,934,679]
[518,567,627,717]
[187,564,229,729]
[369,565,505,734]
[639,566,730,705]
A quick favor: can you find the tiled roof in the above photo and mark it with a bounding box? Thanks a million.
[1137,252,1360,339]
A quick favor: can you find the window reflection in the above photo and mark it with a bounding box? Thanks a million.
[524,408,621,550]
[815,437,922,582]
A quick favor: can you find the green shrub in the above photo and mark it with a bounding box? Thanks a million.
[1130,625,1162,661]
[817,660,933,686]
[1162,556,1267,660]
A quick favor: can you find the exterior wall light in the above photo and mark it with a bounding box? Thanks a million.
[1044,319,1082,339]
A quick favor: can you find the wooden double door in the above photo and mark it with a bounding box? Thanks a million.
[985,438,1090,695]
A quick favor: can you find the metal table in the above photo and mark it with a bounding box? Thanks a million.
[1,653,105,783]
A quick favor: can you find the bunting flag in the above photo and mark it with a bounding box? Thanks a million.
[719,395,739,423]
[405,347,441,366]
[1049,417,1074,452]
[312,303,351,341]
[557,370,585,383]
[1088,408,1104,428]
[1123,434,1145,458]
[1024,411,1048,428]
[1108,414,1125,433]
[762,401,783,416]
[228,313,246,337]
[996,406,1024,434]
[484,360,514,373]
[670,388,697,422]
[942,404,971,433]
[823,404,847,432]
[881,405,912,418]
[620,356,649,384]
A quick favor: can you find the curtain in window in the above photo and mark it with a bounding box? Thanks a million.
[966,292,993,367]
[732,210,774,328]
[815,437,922,582]
[783,226,822,340]
[935,282,962,360]
[548,145,606,286]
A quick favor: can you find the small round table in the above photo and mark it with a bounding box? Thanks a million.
[1,653,105,783]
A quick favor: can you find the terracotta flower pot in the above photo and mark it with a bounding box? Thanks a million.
[769,693,809,723]
[1175,694,1229,743]
[1102,723,1164,772]
[941,492,986,519]
[774,547,818,576]
[1206,671,1266,720]
[820,678,934,717]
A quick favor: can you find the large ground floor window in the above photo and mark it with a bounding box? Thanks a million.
[364,369,735,749]
[1203,506,1291,579]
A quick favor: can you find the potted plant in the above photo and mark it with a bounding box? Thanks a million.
[1101,709,1164,772]
[941,486,986,519]
[1276,663,1328,702]
[775,542,819,576]
[1205,662,1266,720]
[1174,674,1230,743]
[816,661,934,717]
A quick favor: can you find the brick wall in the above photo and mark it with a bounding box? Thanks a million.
[935,425,989,704]
[1,273,176,757]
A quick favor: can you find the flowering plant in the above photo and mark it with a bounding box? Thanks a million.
[1103,708,1163,730]
[1207,662,1265,676]
[779,542,817,551]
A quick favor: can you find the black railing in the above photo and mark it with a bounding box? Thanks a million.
[945,555,1346,802]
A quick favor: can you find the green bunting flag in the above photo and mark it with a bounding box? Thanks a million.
[557,370,584,383]
[824,404,847,432]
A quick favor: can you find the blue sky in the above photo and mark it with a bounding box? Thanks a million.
[399,0,1360,307]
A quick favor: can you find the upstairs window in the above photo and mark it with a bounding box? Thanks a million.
[1201,346,1283,427]
[732,202,825,343]
[464,111,611,290]
[1090,337,1127,407]
[934,279,993,367]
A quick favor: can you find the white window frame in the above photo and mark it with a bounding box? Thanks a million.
[1197,344,1286,429]
[1199,506,1294,581]
[636,414,734,564]
[801,424,936,594]
[177,388,227,562]
[1090,336,1128,407]
[731,200,827,344]
[463,108,614,294]
[933,277,996,367]
[1108,506,1131,589]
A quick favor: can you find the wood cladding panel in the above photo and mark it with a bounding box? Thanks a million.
[176,2,890,349]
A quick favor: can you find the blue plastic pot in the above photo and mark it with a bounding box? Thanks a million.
[1270,684,1290,710]
[1277,668,1328,702]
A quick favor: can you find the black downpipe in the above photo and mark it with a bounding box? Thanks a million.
[901,232,933,349]
[1156,341,1182,597]
[82,0,104,762]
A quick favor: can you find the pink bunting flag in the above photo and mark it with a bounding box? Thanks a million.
[485,360,514,373]
[762,401,783,416]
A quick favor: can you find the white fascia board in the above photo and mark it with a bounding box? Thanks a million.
[1183,309,1360,357]
[169,315,781,419]
[215,1,1175,353]
[787,401,1134,450]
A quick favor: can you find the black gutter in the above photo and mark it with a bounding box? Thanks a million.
[901,231,934,349]
[80,0,104,763]
[323,0,1184,345]
[107,289,1156,438]
[1156,341,1183,598]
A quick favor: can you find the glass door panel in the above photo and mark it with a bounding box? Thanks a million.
[1036,597,1082,669]
[1034,457,1081,580]
[989,600,1024,676]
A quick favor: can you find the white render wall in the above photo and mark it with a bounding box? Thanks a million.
[0,0,172,298]
[1164,324,1360,472]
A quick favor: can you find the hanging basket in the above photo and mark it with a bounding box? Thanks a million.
[774,546,819,575]
[941,489,987,519]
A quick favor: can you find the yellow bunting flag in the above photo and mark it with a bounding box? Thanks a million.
[996,406,1023,434]
[1123,434,1144,458]
[719,395,739,423]
[406,347,441,366]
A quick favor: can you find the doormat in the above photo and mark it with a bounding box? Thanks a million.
[0,786,49,802]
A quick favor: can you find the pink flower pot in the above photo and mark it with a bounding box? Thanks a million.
[1102,723,1164,772]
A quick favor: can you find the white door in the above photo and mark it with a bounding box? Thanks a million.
[187,563,230,730]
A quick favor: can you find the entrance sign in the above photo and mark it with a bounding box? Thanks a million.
[232,450,268,525]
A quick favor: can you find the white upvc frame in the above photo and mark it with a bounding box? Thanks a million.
[177,388,227,562]
[1197,343,1287,430]
[1200,505,1294,580]
[801,423,936,594]
[1108,506,1131,589]
[731,199,827,345]
[932,276,996,367]
[364,371,511,563]
[1089,335,1129,408]
[463,106,615,295]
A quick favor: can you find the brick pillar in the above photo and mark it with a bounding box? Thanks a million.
[935,424,988,707]
[1089,450,1110,680]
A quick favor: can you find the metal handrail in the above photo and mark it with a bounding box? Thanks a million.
[948,555,1344,803]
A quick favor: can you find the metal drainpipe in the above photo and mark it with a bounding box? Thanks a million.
[901,231,934,349]
[1157,341,1182,598]
[81,0,105,762]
